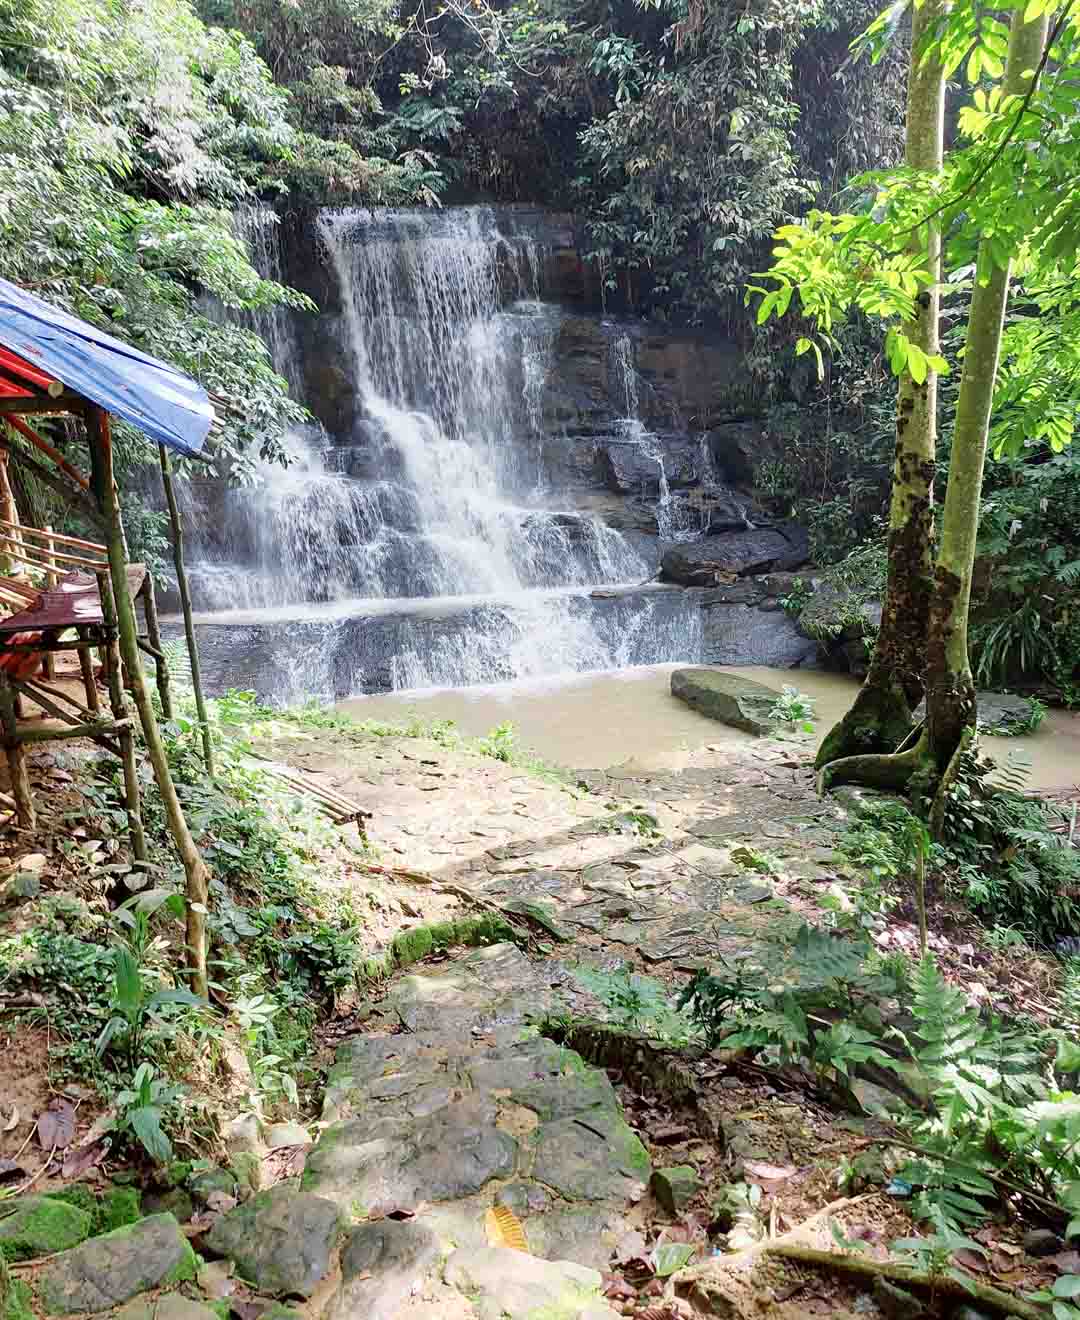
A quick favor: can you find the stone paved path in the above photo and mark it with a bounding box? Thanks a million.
[269,731,852,1318]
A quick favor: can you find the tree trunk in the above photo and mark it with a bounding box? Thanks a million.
[86,408,211,998]
[816,0,946,769]
[921,7,1050,810]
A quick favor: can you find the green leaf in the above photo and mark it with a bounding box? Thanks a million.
[907,344,928,385]
[128,1105,172,1164]
[1056,1038,1080,1074]
[653,1243,695,1276]
[1055,1277,1080,1299]
[112,946,143,1017]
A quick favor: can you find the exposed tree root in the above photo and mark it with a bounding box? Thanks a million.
[815,676,914,770]
[762,1243,1042,1320]
[817,741,925,795]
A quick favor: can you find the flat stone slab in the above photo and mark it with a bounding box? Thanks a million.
[530,1107,651,1202]
[324,1220,440,1320]
[443,1246,620,1320]
[37,1214,196,1315]
[671,668,781,735]
[204,1186,342,1297]
[303,1095,518,1214]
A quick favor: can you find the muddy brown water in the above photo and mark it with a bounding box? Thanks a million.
[341,664,1080,791]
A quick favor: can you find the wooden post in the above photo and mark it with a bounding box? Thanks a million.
[96,570,148,863]
[88,409,210,998]
[76,626,101,713]
[158,444,214,778]
[140,576,173,720]
[0,452,21,578]
[0,673,33,829]
[42,526,57,679]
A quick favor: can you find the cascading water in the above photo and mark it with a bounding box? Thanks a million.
[611,335,703,544]
[179,206,703,700]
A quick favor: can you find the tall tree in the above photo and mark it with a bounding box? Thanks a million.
[816,0,947,769]
[919,4,1052,826]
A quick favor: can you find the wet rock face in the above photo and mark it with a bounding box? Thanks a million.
[661,523,810,585]
[203,1187,342,1297]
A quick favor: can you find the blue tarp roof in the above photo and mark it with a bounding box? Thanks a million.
[0,278,213,458]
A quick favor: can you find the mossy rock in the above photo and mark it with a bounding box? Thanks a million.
[2,1263,34,1320]
[0,1197,91,1262]
[36,1214,197,1316]
[51,1186,142,1237]
[670,668,782,735]
[187,1166,237,1206]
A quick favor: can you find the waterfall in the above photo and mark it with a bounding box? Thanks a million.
[178,206,704,698]
[611,335,703,544]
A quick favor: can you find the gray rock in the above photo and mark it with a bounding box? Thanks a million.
[1023,1227,1062,1257]
[661,524,808,585]
[266,1122,313,1149]
[204,1186,342,1297]
[443,1246,619,1320]
[37,1214,197,1315]
[510,1070,619,1121]
[324,1220,439,1320]
[303,1095,518,1214]
[530,1108,651,1202]
[670,668,782,735]
[0,1196,91,1260]
[495,1182,551,1216]
[527,1206,624,1270]
[652,1165,701,1214]
[799,583,880,643]
[154,1296,220,1320]
[701,602,819,668]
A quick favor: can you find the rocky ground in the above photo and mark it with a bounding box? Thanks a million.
[2,723,1064,1320]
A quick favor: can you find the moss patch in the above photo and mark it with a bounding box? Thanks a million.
[0,1197,91,1262]
[371,914,517,978]
[50,1186,142,1237]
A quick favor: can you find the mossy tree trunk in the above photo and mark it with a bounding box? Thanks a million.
[816,0,946,770]
[920,7,1050,817]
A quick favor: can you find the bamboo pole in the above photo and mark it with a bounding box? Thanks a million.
[0,518,104,553]
[4,414,90,492]
[140,576,173,720]
[0,453,21,578]
[19,718,130,744]
[0,425,103,527]
[75,626,101,713]
[42,526,57,679]
[95,571,148,863]
[0,674,33,828]
[158,444,213,778]
[88,410,210,998]
[0,538,105,572]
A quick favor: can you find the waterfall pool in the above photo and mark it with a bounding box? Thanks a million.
[341,664,1080,790]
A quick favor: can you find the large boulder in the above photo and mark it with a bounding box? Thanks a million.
[36,1214,196,1315]
[660,523,809,584]
[670,668,783,734]
[203,1186,341,1297]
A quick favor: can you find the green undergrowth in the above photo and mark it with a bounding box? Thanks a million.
[830,752,1080,944]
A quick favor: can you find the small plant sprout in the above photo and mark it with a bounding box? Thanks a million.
[769,685,816,734]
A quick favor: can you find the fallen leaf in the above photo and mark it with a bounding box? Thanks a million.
[62,1139,107,1180]
[186,1212,216,1235]
[19,853,47,873]
[231,1301,271,1320]
[952,1248,988,1274]
[206,1191,237,1214]
[743,1161,797,1182]
[650,1124,690,1145]
[3,1107,17,1132]
[0,1158,27,1184]
[37,1098,75,1150]
[1050,1250,1080,1272]
[485,1205,528,1252]
[601,1274,635,1302]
